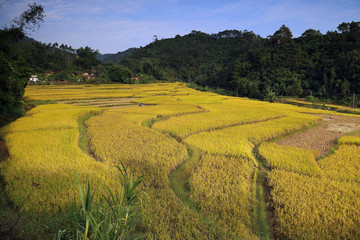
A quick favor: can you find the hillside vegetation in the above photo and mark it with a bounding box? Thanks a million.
[126,22,360,104]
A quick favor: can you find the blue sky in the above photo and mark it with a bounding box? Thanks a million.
[0,0,359,53]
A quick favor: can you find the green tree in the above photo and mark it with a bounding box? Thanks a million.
[122,21,358,102]
[301,29,322,39]
[270,25,293,45]
[264,87,278,102]
[0,3,44,119]
[74,46,100,70]
[341,79,350,97]
[11,2,45,32]
[108,64,131,82]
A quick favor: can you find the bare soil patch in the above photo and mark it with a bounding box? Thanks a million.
[108,105,138,109]
[74,102,136,107]
[276,114,360,157]
[57,98,137,105]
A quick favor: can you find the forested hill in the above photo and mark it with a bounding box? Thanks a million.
[96,48,138,62]
[125,22,360,102]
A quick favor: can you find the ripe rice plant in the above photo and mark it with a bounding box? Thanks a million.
[86,110,188,174]
[153,97,322,139]
[337,135,360,145]
[1,104,97,133]
[0,105,116,212]
[258,143,322,176]
[85,108,251,239]
[268,170,360,239]
[189,154,256,239]
[115,102,206,125]
[184,115,318,162]
[318,144,360,183]
[7,83,358,238]
[24,83,188,101]
[152,102,288,139]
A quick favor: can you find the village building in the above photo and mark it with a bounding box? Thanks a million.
[82,71,97,80]
[29,75,39,83]
[82,72,90,80]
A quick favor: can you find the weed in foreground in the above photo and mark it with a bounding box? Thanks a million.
[57,161,147,240]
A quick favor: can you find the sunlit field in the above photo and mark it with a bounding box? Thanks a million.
[1,83,360,239]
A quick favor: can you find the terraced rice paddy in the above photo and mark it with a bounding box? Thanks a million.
[57,97,138,108]
[1,83,360,239]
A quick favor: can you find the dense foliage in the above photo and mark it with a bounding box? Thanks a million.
[126,22,360,103]
[96,48,138,62]
[0,3,45,124]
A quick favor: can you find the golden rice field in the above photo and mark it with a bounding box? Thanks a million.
[184,114,319,163]
[268,169,360,239]
[189,154,256,239]
[1,83,360,239]
[0,105,116,212]
[260,135,360,239]
[258,142,322,177]
[285,98,360,114]
[318,138,360,183]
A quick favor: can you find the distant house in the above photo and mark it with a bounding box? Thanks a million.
[82,71,96,80]
[29,75,39,83]
[83,72,90,80]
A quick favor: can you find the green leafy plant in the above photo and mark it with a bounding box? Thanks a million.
[264,87,278,103]
[58,161,147,240]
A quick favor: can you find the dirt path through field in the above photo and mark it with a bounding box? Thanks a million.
[276,114,360,157]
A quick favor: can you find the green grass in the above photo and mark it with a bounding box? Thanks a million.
[78,110,102,155]
[168,148,239,238]
[141,116,166,128]
[252,145,268,168]
[252,144,274,239]
[169,147,200,209]
[141,119,154,128]
[24,99,56,111]
[252,169,273,240]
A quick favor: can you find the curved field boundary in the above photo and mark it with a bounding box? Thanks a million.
[57,97,138,104]
[141,105,209,129]
[169,147,200,209]
[141,117,202,206]
[146,113,294,239]
[57,98,138,108]
[142,116,250,237]
[181,115,286,140]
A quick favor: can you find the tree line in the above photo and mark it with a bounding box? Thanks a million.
[126,23,360,105]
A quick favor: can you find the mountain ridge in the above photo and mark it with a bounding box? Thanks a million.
[96,48,138,63]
